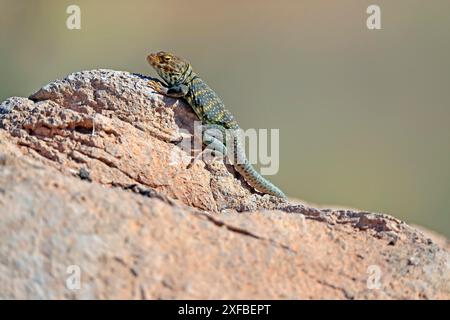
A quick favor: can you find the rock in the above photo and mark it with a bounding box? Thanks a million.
[0,70,449,299]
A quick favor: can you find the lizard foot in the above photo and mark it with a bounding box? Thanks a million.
[186,148,225,170]
[148,80,167,95]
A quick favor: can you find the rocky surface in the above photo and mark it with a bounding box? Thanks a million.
[0,70,449,299]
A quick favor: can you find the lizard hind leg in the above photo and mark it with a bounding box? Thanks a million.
[186,124,229,169]
[203,124,229,155]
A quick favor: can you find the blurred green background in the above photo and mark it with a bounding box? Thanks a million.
[1,0,449,237]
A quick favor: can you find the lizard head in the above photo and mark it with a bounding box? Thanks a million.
[147,51,191,86]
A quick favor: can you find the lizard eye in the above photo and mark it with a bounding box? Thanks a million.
[162,55,172,62]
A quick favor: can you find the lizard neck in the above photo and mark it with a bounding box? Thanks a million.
[179,64,197,85]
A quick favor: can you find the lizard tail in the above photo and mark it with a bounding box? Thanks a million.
[234,161,287,198]
[233,138,287,198]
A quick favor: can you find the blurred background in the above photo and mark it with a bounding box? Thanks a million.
[1,0,449,237]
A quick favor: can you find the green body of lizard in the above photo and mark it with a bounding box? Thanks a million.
[147,51,286,198]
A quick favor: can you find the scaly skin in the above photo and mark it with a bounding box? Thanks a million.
[147,51,286,198]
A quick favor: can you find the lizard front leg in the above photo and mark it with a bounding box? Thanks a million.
[148,80,188,98]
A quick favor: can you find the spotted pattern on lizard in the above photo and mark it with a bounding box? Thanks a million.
[147,51,286,198]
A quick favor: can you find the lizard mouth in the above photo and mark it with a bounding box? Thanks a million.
[147,54,157,67]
